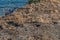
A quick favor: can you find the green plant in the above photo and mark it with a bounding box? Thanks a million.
[29,0,40,4]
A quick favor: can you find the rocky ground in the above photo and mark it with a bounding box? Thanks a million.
[0,0,60,40]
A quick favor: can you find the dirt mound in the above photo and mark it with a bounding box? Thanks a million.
[0,0,60,40]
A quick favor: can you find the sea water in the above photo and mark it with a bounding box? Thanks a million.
[0,0,29,16]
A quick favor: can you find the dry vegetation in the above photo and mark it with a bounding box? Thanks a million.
[0,0,60,40]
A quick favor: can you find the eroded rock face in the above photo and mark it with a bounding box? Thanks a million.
[0,0,60,40]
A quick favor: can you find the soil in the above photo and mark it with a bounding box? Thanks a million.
[0,0,60,40]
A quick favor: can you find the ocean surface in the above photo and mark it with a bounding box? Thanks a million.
[0,0,29,16]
